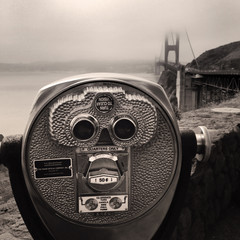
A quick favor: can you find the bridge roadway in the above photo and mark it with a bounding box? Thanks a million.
[185,67,240,93]
[155,60,183,74]
[157,61,240,93]
[156,61,240,111]
[185,67,240,76]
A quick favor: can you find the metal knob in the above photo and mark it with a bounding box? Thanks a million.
[194,126,212,162]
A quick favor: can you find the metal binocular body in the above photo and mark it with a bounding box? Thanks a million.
[1,73,211,240]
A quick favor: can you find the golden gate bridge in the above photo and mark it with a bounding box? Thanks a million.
[155,32,240,111]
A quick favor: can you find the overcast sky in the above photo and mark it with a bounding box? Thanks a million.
[1,0,240,64]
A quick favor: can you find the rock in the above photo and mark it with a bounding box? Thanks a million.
[215,173,225,198]
[202,168,215,201]
[205,201,216,228]
[177,207,192,240]
[0,232,19,240]
[189,218,205,240]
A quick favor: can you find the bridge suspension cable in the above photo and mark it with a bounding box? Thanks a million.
[185,30,199,69]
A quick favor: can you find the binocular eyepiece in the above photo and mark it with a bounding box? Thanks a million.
[0,73,211,240]
[71,114,137,142]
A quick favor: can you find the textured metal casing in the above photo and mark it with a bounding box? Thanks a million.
[22,73,182,240]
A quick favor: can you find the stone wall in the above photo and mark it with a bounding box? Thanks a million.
[170,125,240,240]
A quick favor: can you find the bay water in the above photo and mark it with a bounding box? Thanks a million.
[0,71,159,136]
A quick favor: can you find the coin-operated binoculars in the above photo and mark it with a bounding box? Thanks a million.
[0,73,211,240]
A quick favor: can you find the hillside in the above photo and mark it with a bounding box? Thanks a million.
[188,41,240,70]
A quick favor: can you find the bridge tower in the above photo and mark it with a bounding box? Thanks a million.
[164,33,180,68]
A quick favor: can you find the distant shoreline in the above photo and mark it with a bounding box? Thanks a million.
[0,60,155,74]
